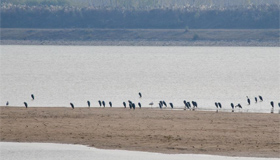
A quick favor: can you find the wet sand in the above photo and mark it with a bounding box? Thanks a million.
[0,107,279,158]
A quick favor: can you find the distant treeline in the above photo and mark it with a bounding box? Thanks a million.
[2,0,279,8]
[1,4,279,29]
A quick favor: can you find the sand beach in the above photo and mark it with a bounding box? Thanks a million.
[0,107,279,158]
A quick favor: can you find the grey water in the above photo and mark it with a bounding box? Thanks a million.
[0,142,278,160]
[0,46,279,112]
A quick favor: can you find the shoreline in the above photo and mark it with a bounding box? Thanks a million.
[1,28,279,47]
[1,40,279,47]
[1,107,279,158]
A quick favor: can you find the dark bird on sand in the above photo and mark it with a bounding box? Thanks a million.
[246,96,250,105]
[102,101,105,107]
[87,101,90,107]
[31,94,34,100]
[149,102,154,107]
[163,101,167,107]
[259,95,263,101]
[218,102,222,108]
[278,102,280,108]
[255,97,257,103]
[139,92,142,98]
[192,101,197,108]
[70,103,74,109]
[109,101,112,107]
[231,103,234,109]
[132,103,135,110]
[98,100,102,107]
[270,101,274,108]
[24,102,28,108]
[6,101,9,106]
[123,102,126,108]
[138,102,141,108]
[215,102,218,108]
[159,102,162,109]
[169,103,173,109]
[235,103,242,109]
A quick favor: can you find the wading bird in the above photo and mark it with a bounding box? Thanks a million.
[215,102,218,108]
[102,101,105,107]
[123,102,126,108]
[259,95,263,101]
[109,101,112,107]
[270,101,274,113]
[163,101,167,107]
[255,97,257,103]
[218,102,222,108]
[169,102,173,109]
[70,103,74,109]
[159,102,162,109]
[24,102,28,108]
[235,103,242,109]
[231,103,234,112]
[98,100,102,107]
[270,101,274,108]
[149,102,154,108]
[139,92,142,98]
[132,103,135,110]
[192,101,197,108]
[138,102,141,109]
[87,101,90,107]
[6,101,9,106]
[246,96,250,105]
[31,94,34,100]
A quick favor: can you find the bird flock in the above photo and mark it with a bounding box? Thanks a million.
[4,92,280,113]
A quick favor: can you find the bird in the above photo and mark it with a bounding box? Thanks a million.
[187,102,191,109]
[87,101,90,107]
[246,96,250,105]
[139,92,142,98]
[231,103,234,112]
[138,102,141,109]
[31,94,34,100]
[70,103,74,109]
[255,97,257,103]
[169,102,173,109]
[102,101,105,107]
[129,103,132,109]
[132,103,135,110]
[218,102,222,108]
[270,101,274,108]
[159,102,162,109]
[128,100,132,104]
[149,102,153,107]
[259,95,263,101]
[6,101,9,106]
[24,102,28,108]
[215,102,218,108]
[183,100,188,109]
[192,101,197,108]
[163,101,167,107]
[159,101,163,107]
[123,102,126,108]
[278,102,280,108]
[109,101,112,107]
[235,103,242,109]
[98,100,102,107]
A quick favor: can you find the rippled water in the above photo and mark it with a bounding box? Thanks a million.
[0,46,279,112]
[0,142,277,160]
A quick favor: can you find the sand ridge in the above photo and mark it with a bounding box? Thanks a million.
[0,107,279,158]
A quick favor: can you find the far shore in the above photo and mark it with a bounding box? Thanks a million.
[1,28,279,46]
[1,107,279,158]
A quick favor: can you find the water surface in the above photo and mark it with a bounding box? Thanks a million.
[1,46,279,112]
